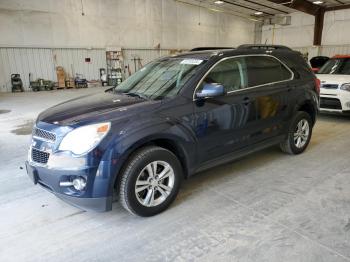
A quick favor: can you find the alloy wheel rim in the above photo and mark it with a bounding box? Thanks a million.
[135,161,175,207]
[294,119,310,148]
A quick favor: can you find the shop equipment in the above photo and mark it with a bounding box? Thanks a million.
[75,74,88,88]
[30,78,54,91]
[100,68,108,86]
[106,48,124,86]
[11,74,24,92]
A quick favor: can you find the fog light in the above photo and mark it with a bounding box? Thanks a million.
[72,177,86,191]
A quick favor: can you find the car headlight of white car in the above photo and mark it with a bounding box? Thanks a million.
[59,122,111,155]
[340,83,350,92]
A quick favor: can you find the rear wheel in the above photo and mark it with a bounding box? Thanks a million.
[280,111,313,155]
[119,146,182,216]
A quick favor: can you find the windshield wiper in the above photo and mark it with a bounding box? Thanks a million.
[123,92,149,100]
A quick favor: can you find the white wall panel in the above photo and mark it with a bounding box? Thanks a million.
[0,47,173,92]
[0,48,54,92]
[0,48,107,91]
[122,49,171,74]
[262,9,350,48]
[293,45,350,58]
[261,12,315,48]
[52,48,106,80]
[0,0,254,49]
[319,45,350,57]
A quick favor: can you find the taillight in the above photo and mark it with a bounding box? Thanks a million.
[314,78,321,95]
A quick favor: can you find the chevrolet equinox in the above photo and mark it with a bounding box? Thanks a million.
[26,45,319,216]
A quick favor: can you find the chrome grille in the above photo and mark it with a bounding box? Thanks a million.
[31,148,50,164]
[33,127,56,142]
[321,84,338,89]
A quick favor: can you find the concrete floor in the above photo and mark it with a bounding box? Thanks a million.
[1,87,350,262]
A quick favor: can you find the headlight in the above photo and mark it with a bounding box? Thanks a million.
[340,83,350,92]
[59,122,111,155]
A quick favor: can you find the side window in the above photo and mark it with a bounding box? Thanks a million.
[198,57,247,93]
[245,56,292,87]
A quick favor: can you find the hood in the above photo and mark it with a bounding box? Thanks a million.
[316,74,350,84]
[37,91,161,125]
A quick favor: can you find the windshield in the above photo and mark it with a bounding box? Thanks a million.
[318,58,350,74]
[114,57,205,100]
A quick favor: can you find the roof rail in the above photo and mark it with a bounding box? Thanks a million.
[190,47,235,51]
[237,44,292,51]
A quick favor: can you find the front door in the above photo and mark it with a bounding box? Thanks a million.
[192,57,257,164]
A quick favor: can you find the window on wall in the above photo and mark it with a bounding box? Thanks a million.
[198,57,247,93]
[245,56,292,87]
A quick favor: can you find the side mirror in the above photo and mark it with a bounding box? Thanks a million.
[196,83,225,98]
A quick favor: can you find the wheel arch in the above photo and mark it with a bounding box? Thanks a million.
[297,100,317,126]
[112,135,192,194]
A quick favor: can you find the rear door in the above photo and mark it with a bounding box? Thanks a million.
[243,55,294,142]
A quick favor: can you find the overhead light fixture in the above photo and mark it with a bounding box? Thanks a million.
[254,11,263,15]
[313,1,323,4]
[214,0,224,4]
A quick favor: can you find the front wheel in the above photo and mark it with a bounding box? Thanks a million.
[280,111,313,155]
[119,146,182,216]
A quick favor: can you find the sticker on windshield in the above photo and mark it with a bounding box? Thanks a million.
[180,59,203,65]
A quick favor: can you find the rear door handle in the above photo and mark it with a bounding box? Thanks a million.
[243,97,250,105]
[287,85,295,92]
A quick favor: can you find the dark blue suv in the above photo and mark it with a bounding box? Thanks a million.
[26,45,319,216]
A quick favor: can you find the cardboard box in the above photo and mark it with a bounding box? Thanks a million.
[56,66,66,88]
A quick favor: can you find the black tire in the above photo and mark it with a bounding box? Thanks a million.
[280,111,313,155]
[119,146,183,217]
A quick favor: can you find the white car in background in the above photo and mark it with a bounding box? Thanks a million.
[317,55,350,114]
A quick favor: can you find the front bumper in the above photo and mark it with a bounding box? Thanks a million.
[25,159,114,212]
[320,90,350,113]
[25,121,120,212]
[56,193,112,212]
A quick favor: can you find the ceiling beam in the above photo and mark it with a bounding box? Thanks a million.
[268,0,323,15]
[314,9,325,45]
[242,0,289,14]
[289,0,321,15]
[326,3,350,11]
[223,0,275,16]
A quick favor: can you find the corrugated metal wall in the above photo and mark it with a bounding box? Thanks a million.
[0,47,172,92]
[294,45,350,59]
[123,49,171,75]
[3,45,350,92]
[319,45,350,57]
[0,48,55,92]
[52,49,106,81]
